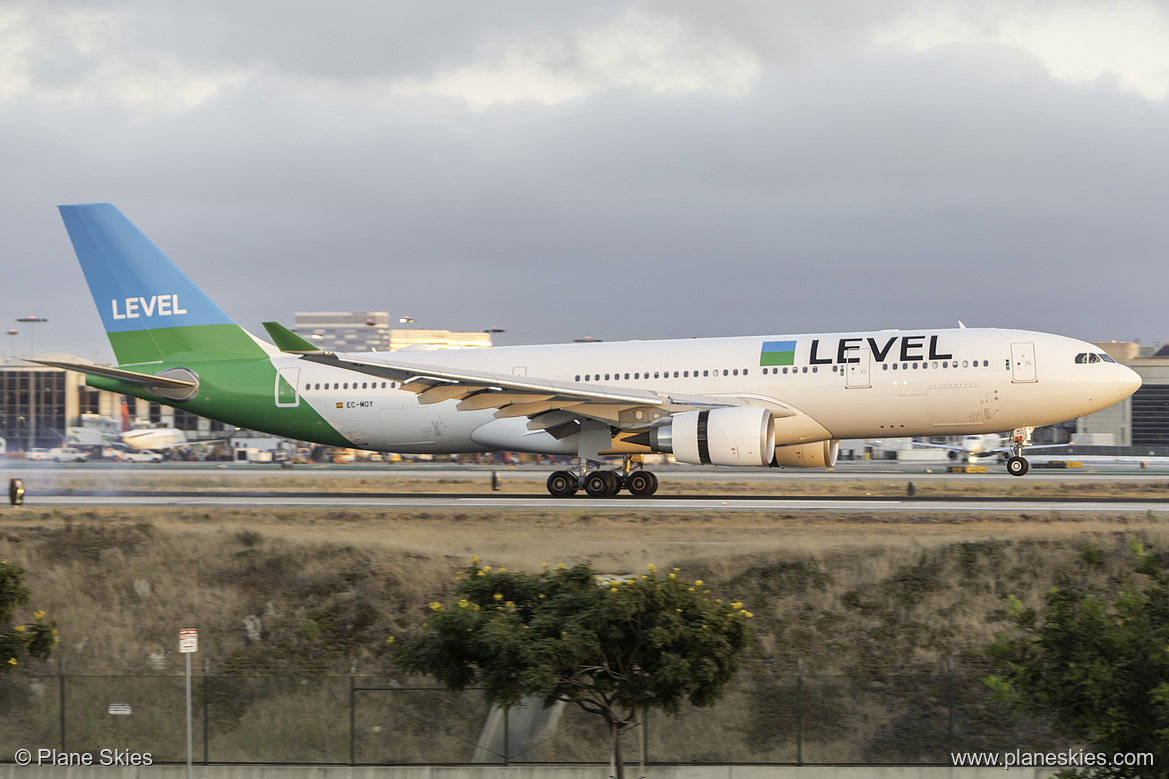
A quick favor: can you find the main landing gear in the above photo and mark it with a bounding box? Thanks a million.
[1005,426,1033,477]
[546,455,659,498]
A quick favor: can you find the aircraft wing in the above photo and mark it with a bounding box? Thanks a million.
[297,352,783,426]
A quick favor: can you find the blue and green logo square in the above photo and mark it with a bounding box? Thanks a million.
[760,340,796,367]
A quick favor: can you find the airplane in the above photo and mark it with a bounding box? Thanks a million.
[911,433,1076,463]
[35,203,1142,497]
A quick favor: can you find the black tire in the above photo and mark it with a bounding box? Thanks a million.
[627,471,658,496]
[1007,456,1029,477]
[546,471,578,497]
[584,471,618,497]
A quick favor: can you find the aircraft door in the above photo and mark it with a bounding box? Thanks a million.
[845,348,871,389]
[1010,342,1037,383]
[276,368,300,408]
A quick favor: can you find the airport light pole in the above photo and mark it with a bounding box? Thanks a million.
[16,316,48,451]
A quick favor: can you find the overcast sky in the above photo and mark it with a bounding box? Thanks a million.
[3,0,1168,363]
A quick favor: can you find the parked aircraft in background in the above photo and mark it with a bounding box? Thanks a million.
[37,204,1141,496]
[912,433,1075,464]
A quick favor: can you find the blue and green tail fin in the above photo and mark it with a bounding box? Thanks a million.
[58,203,266,365]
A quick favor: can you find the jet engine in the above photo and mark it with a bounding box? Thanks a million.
[649,407,775,466]
[771,440,839,468]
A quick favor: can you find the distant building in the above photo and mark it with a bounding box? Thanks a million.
[1,358,232,452]
[1079,341,1169,450]
[292,311,493,352]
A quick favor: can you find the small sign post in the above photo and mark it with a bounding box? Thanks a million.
[179,629,197,779]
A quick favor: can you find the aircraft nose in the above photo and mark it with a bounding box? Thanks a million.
[1118,363,1142,399]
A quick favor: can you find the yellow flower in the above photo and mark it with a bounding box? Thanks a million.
[7,658,15,666]
[458,599,469,609]
[541,562,548,568]
[647,564,657,572]
[557,563,565,569]
[610,587,618,592]
[477,571,485,577]
[471,556,480,563]
[499,568,507,573]
[505,601,515,609]
[731,602,743,610]
[668,573,676,579]
[429,602,444,611]
[34,610,44,621]
[695,580,703,586]
[493,593,503,600]
[385,636,395,644]
[14,626,24,633]
[484,566,492,572]
[538,593,545,599]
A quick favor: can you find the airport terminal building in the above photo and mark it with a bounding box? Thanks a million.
[1,316,495,452]
[1078,341,1169,451]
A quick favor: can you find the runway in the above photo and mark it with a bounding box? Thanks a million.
[23,492,1169,513]
[8,459,1169,514]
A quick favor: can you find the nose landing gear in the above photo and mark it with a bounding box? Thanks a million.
[545,455,659,497]
[1006,427,1033,477]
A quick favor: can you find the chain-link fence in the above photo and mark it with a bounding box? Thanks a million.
[0,669,1069,765]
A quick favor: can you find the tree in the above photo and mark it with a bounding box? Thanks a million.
[394,559,752,777]
[0,559,56,672]
[984,543,1169,778]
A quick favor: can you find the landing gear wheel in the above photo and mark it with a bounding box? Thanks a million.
[547,471,578,497]
[584,470,620,497]
[1006,456,1029,477]
[626,471,658,496]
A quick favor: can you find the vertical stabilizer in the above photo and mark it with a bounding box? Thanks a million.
[58,204,264,365]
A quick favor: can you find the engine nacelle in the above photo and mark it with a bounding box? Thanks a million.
[651,407,775,467]
[771,440,839,468]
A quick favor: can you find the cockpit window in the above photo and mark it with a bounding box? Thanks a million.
[1098,353,1115,363]
[1075,353,1087,364]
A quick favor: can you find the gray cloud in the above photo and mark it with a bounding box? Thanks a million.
[3,1,1167,362]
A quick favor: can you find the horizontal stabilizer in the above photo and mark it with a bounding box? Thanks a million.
[26,359,197,388]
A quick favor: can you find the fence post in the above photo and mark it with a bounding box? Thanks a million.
[796,659,803,766]
[642,707,649,765]
[203,660,210,764]
[503,707,510,766]
[947,659,955,755]
[58,659,66,752]
[349,671,357,765]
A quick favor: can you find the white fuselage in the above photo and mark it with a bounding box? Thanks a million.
[274,327,1140,456]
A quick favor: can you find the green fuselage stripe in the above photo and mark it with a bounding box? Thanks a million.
[89,356,352,448]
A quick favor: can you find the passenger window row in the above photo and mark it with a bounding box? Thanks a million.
[575,368,754,382]
[304,381,400,391]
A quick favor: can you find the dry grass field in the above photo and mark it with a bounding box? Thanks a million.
[3,499,1164,763]
[1,501,1164,674]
